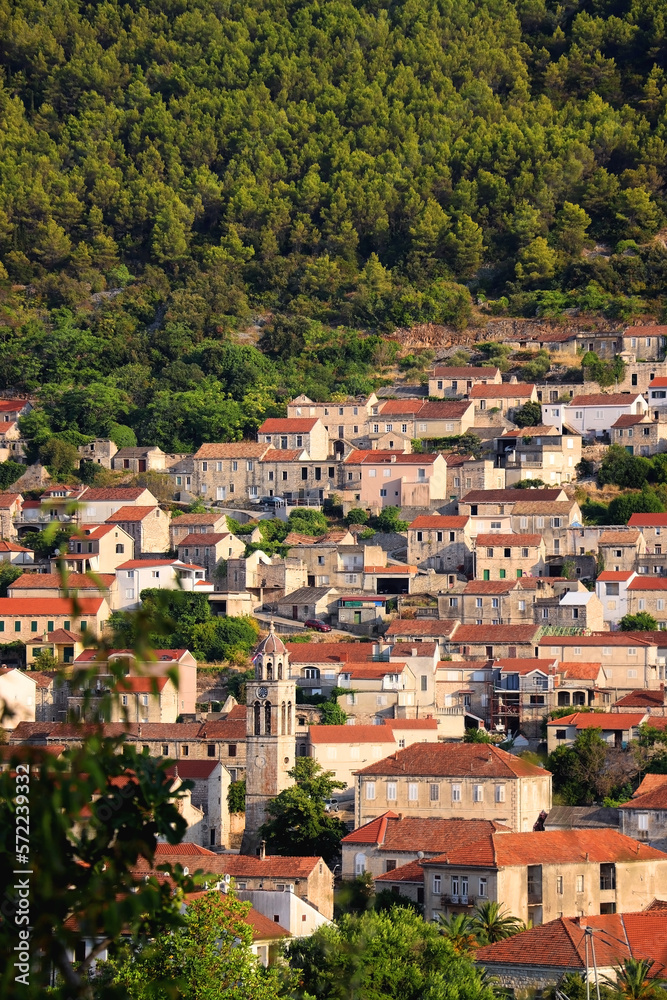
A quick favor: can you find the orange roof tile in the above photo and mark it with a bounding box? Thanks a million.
[382,718,438,730]
[83,488,148,501]
[452,624,541,642]
[9,572,114,590]
[558,661,604,680]
[386,620,457,637]
[284,642,377,663]
[597,570,636,581]
[178,532,229,546]
[569,392,644,406]
[0,597,103,615]
[345,815,510,853]
[106,506,159,522]
[355,743,550,778]
[462,489,564,503]
[599,529,641,545]
[425,829,666,867]
[258,418,319,432]
[375,860,426,883]
[469,383,535,398]
[408,515,469,529]
[547,712,646,729]
[614,689,665,707]
[628,577,667,591]
[629,514,667,527]
[308,724,396,744]
[194,442,268,459]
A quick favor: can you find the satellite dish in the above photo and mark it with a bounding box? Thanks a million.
[417,851,424,859]
[224,874,231,884]
[183,866,189,876]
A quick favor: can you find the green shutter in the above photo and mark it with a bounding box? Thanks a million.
[483,570,490,581]
[0,621,4,632]
[516,569,523,578]
[64,621,70,630]
[14,621,21,632]
[499,569,506,579]
[47,621,54,632]
[31,621,37,632]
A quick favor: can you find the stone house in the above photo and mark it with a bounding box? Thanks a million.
[0,596,110,640]
[306,724,397,793]
[539,633,662,694]
[337,657,443,727]
[619,774,667,851]
[406,514,473,573]
[169,511,229,548]
[165,760,231,849]
[343,450,448,507]
[447,623,544,660]
[0,492,22,540]
[428,366,502,398]
[284,536,384,590]
[225,550,307,604]
[624,325,667,360]
[68,675,180,724]
[257,417,329,460]
[628,513,667,553]
[411,400,476,439]
[474,911,667,992]
[445,456,505,503]
[625,576,667,626]
[611,412,667,455]
[336,593,391,633]
[8,570,118,609]
[542,393,648,438]
[459,488,567,519]
[177,531,245,580]
[110,446,167,473]
[273,585,339,623]
[192,442,271,502]
[422,828,667,925]
[438,578,556,626]
[510,499,582,558]
[598,528,646,572]
[0,420,26,463]
[491,658,560,738]
[78,486,159,524]
[533,590,605,631]
[286,393,378,447]
[284,639,381,698]
[474,533,547,581]
[546,712,647,753]
[436,659,493,722]
[354,742,552,831]
[495,425,582,486]
[77,438,118,469]
[105,505,170,555]
[595,570,636,626]
[384,619,459,654]
[73,647,198,715]
[555,661,609,709]
[469,382,538,421]
[24,630,83,674]
[60,523,135,574]
[343,813,509,880]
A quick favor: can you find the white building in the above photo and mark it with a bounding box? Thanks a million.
[595,570,637,626]
[542,393,647,438]
[115,558,211,609]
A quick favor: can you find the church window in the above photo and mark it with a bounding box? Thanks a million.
[278,661,283,680]
[281,702,286,735]
[266,662,273,681]
[254,701,261,736]
[287,701,292,735]
[265,701,272,735]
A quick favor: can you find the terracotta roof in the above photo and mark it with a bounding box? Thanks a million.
[568,392,644,406]
[260,448,304,461]
[628,577,667,591]
[30,628,80,644]
[10,721,204,742]
[512,500,577,515]
[284,642,377,664]
[462,489,564,504]
[496,658,557,675]
[612,414,647,428]
[408,515,469,529]
[597,570,636,581]
[76,524,115,539]
[432,366,500,378]
[106,505,159,522]
[171,513,226,526]
[416,401,473,418]
[254,622,286,657]
[165,761,220,780]
[0,541,31,553]
[0,400,26,411]
[0,492,22,508]
[375,860,426,883]
[0,597,103,615]
[346,450,439,465]
[463,580,517,595]
[177,533,228,546]
[599,529,640,545]
[500,425,560,438]
[155,843,217,855]
[629,514,667,527]
[194,443,268,459]
[345,815,510,853]
[558,661,604,680]
[116,559,180,569]
[631,775,667,797]
[628,325,667,336]
[355,742,550,778]
[338,594,390,603]
[197,719,246,739]
[28,670,59,688]
[651,378,667,388]
[620,784,667,812]
[540,632,655,647]
[116,676,170,693]
[534,331,577,342]
[73,648,189,664]
[382,718,438,730]
[138,854,323,879]
[240,905,290,941]
[475,533,542,546]
[425,829,666,868]
[365,565,417,574]
[83,488,149,501]
[452,624,541,642]
[547,712,646,729]
[339,662,407,680]
[469,383,535,398]
[475,912,667,972]
[258,418,319,432]
[376,399,424,415]
[614,689,665,707]
[9,572,114,590]
[385,620,457,637]
[308,724,396,744]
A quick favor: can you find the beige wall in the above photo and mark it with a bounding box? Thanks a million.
[407,523,473,573]
[0,671,36,728]
[475,541,547,581]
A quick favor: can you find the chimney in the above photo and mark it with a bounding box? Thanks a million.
[259,839,266,860]
[390,455,397,463]
[174,764,179,779]
[138,725,142,737]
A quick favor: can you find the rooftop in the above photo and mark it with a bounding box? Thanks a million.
[308,724,396,744]
[258,417,319,432]
[475,533,542,546]
[469,383,536,398]
[105,505,159,522]
[431,366,500,378]
[547,712,646,729]
[344,813,509,851]
[408,515,469,529]
[599,529,640,545]
[194,442,268,459]
[629,514,667,527]
[355,742,550,779]
[568,392,644,406]
[461,489,564,504]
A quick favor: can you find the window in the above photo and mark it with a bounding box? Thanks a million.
[387,782,397,801]
[628,647,637,656]
[452,783,461,802]
[181,745,189,757]
[366,782,376,800]
[638,813,648,831]
[30,620,37,632]
[162,745,169,756]
[202,461,208,472]
[115,543,124,554]
[495,784,505,802]
[430,783,440,801]
[478,878,487,897]
[14,621,20,632]
[355,853,366,876]
[433,875,441,894]
[408,782,418,801]
[556,876,563,895]
[421,675,428,691]
[476,598,483,608]
[576,875,584,892]
[121,694,128,706]
[207,744,216,757]
[473,784,483,802]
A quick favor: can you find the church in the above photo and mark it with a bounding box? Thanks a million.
[241,623,297,853]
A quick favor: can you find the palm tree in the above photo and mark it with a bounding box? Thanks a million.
[435,912,477,954]
[602,959,664,1000]
[471,900,523,945]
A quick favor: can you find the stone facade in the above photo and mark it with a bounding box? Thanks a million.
[106,506,170,555]
[406,515,473,573]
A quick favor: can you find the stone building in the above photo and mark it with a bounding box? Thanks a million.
[169,511,229,548]
[533,590,605,631]
[598,529,646,573]
[474,533,547,581]
[619,774,667,851]
[0,492,22,540]
[611,412,667,456]
[257,417,329,460]
[406,515,473,573]
[111,446,167,473]
[546,712,646,753]
[428,366,502,398]
[105,505,170,555]
[354,742,551,831]
[495,425,582,486]
[286,393,379,447]
[469,382,538,421]
[625,576,667,626]
[176,531,245,580]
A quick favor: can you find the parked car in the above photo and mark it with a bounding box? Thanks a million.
[304,618,332,632]
[261,496,286,508]
[324,798,339,812]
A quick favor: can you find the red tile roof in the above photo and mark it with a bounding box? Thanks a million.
[106,505,159,522]
[614,689,665,707]
[194,442,268,459]
[547,712,646,729]
[258,418,319,432]
[462,489,564,504]
[196,719,247,739]
[452,624,541,642]
[376,399,424,415]
[138,854,324,878]
[628,325,667,336]
[619,780,667,811]
[83,488,149,501]
[432,366,500,378]
[425,829,666,867]
[9,572,114,590]
[339,662,407,680]
[417,400,473,418]
[382,718,438,730]
[355,742,550,778]
[0,541,32,553]
[116,676,170,693]
[558,661,604,680]
[260,448,305,461]
[569,392,644,406]
[650,378,667,388]
[599,529,640,545]
[155,843,217,855]
[628,577,667,591]
[475,533,542,546]
[346,450,439,465]
[463,580,518,595]
[629,514,667,527]
[30,628,80,644]
[475,912,667,973]
[0,492,22,508]
[178,533,229,546]
[171,513,227,526]
[0,597,104,615]
[469,383,535,398]
[344,814,510,852]
[308,724,396,744]
[540,633,655,647]
[74,648,189,663]
[385,620,458,637]
[374,860,426,883]
[165,761,220,780]
[596,570,636,581]
[612,414,647,428]
[116,559,179,569]
[365,565,417,574]
[408,515,469,529]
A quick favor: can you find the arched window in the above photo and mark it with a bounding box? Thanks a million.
[265,701,272,735]
[253,701,261,736]
[255,657,263,680]
[277,661,283,680]
[287,701,292,735]
[355,852,366,875]
[266,662,273,681]
[281,702,286,735]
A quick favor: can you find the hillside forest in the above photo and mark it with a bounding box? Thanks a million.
[1,0,667,451]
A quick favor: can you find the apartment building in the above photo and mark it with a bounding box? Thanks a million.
[337,656,441,725]
[427,366,502,398]
[306,724,397,792]
[257,417,329,460]
[542,393,647,438]
[538,633,661,692]
[474,534,547,581]
[406,515,473,572]
[354,743,551,830]
[495,425,582,486]
[595,570,636,625]
[436,659,492,722]
[284,537,385,590]
[343,450,447,507]
[58,523,135,574]
[74,647,198,714]
[469,382,538,421]
[68,675,181,724]
[598,529,646,572]
[422,829,667,925]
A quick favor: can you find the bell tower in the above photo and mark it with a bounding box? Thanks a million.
[241,623,296,854]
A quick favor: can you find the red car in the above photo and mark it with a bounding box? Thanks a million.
[304,618,332,632]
